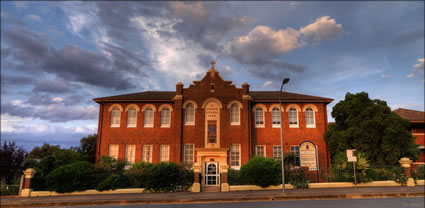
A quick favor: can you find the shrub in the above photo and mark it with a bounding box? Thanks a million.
[366,168,392,181]
[289,169,309,189]
[47,161,93,193]
[125,162,154,188]
[24,158,38,169]
[96,174,130,191]
[331,152,371,183]
[228,169,243,185]
[94,156,126,174]
[416,165,424,180]
[240,157,281,187]
[390,166,408,185]
[144,162,193,192]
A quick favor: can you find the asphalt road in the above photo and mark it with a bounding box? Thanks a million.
[66,197,424,208]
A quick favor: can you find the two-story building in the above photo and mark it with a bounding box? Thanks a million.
[93,61,333,192]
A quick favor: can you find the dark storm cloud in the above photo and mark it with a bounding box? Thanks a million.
[92,2,249,51]
[2,26,141,90]
[1,102,97,122]
[25,93,84,107]
[1,74,34,86]
[248,61,305,82]
[26,94,57,106]
[32,78,74,94]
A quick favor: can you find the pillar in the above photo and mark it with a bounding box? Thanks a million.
[220,164,229,192]
[399,157,415,187]
[20,168,36,197]
[191,164,201,192]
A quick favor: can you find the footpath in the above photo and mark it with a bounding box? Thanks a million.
[1,186,424,207]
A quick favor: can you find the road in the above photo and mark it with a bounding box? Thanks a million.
[68,197,424,208]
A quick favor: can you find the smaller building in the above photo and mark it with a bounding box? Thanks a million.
[393,108,425,163]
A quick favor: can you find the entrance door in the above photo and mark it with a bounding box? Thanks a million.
[204,162,220,186]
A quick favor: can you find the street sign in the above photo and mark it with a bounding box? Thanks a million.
[346,149,357,162]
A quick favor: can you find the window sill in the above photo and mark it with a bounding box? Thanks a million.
[184,123,195,126]
[161,125,170,128]
[230,123,240,126]
[289,125,299,128]
[230,166,240,170]
[306,125,316,128]
[255,125,265,128]
[272,125,281,128]
[110,125,120,128]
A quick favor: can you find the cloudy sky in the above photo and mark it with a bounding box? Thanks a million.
[1,1,424,150]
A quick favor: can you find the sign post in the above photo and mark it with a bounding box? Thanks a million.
[346,149,357,192]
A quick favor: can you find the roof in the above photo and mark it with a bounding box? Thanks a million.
[250,91,333,102]
[393,108,425,122]
[93,91,332,103]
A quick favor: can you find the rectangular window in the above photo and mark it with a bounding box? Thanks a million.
[230,144,241,169]
[305,108,315,128]
[207,121,217,143]
[160,145,170,162]
[125,145,136,167]
[289,108,299,128]
[160,109,171,127]
[109,144,119,159]
[127,109,137,127]
[184,144,195,165]
[290,145,300,167]
[142,145,153,163]
[255,145,265,157]
[272,108,281,127]
[255,108,264,127]
[230,104,240,125]
[273,146,282,160]
[144,109,154,127]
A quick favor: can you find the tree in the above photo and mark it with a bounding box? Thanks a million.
[324,92,420,165]
[0,141,27,183]
[78,134,97,163]
[28,143,60,159]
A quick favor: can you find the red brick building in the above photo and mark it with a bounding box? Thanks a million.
[93,61,333,191]
[393,108,425,163]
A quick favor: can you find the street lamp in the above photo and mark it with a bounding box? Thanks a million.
[279,78,290,193]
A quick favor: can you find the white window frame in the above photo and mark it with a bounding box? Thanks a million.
[255,145,266,157]
[230,103,240,125]
[273,145,282,160]
[271,107,281,128]
[305,107,316,128]
[184,103,195,125]
[290,145,300,167]
[230,144,241,170]
[184,144,195,165]
[288,107,299,128]
[125,144,136,168]
[144,107,154,128]
[142,145,153,163]
[109,144,119,159]
[127,107,137,128]
[255,108,265,128]
[160,145,170,162]
[160,108,171,128]
[110,107,121,127]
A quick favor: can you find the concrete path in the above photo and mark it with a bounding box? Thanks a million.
[1,186,424,208]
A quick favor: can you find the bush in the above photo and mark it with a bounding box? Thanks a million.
[415,165,424,180]
[47,161,93,193]
[228,169,243,185]
[24,158,38,169]
[391,166,408,185]
[125,162,154,188]
[96,174,130,191]
[366,168,393,181]
[94,156,126,173]
[240,157,281,187]
[289,169,309,189]
[331,152,371,183]
[0,179,19,196]
[144,162,193,192]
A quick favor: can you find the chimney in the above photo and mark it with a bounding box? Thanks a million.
[242,82,249,95]
[176,82,183,95]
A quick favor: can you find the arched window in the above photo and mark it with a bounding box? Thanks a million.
[289,107,298,127]
[255,108,264,127]
[111,107,121,127]
[127,107,137,127]
[305,107,315,128]
[161,108,171,127]
[144,107,154,127]
[272,107,281,127]
[185,103,195,125]
[230,103,240,125]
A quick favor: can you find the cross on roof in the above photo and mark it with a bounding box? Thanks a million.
[210,60,216,69]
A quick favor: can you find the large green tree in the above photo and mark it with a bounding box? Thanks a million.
[28,143,60,159]
[77,134,97,164]
[0,141,27,183]
[324,92,420,165]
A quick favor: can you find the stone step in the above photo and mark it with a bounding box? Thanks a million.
[202,186,220,192]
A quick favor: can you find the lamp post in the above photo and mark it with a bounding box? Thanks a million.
[279,78,290,193]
